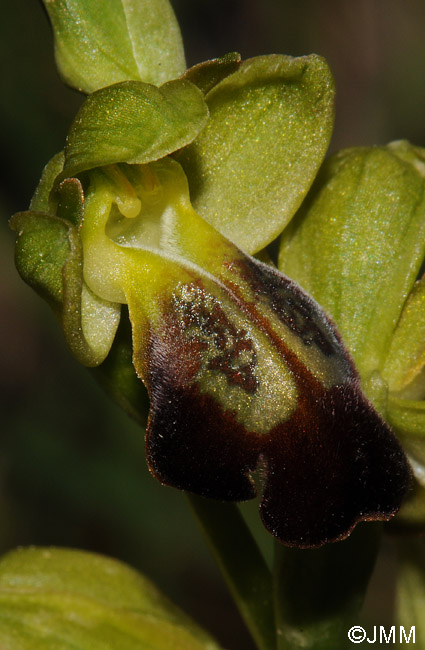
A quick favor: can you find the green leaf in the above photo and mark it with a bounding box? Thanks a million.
[0,547,222,650]
[64,79,209,176]
[42,0,186,93]
[278,144,425,383]
[176,54,335,254]
[396,539,425,648]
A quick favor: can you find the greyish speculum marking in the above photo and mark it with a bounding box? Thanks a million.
[171,284,258,394]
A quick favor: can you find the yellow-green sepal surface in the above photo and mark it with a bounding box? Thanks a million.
[279,142,425,384]
[0,547,222,650]
[42,0,186,93]
[176,54,335,254]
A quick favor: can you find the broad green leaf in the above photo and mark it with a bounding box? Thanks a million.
[176,54,335,254]
[0,547,222,650]
[396,539,425,648]
[42,0,186,93]
[183,52,241,95]
[64,79,209,176]
[278,144,425,382]
[383,276,425,400]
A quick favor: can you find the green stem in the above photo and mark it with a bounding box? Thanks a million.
[273,523,382,650]
[187,494,277,650]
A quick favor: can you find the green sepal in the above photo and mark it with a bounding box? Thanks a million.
[11,210,71,308]
[42,0,186,93]
[10,207,120,367]
[0,547,222,650]
[383,276,425,400]
[396,539,425,647]
[279,143,425,384]
[176,54,335,254]
[64,79,209,176]
[183,52,242,95]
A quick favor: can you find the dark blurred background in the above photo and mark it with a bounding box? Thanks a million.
[2,1,425,648]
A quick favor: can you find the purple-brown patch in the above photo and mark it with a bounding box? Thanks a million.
[143,267,411,547]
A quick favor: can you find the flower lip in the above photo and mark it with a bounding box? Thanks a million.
[144,253,411,548]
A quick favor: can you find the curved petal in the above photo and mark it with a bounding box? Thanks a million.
[29,151,65,213]
[64,79,209,177]
[142,255,409,547]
